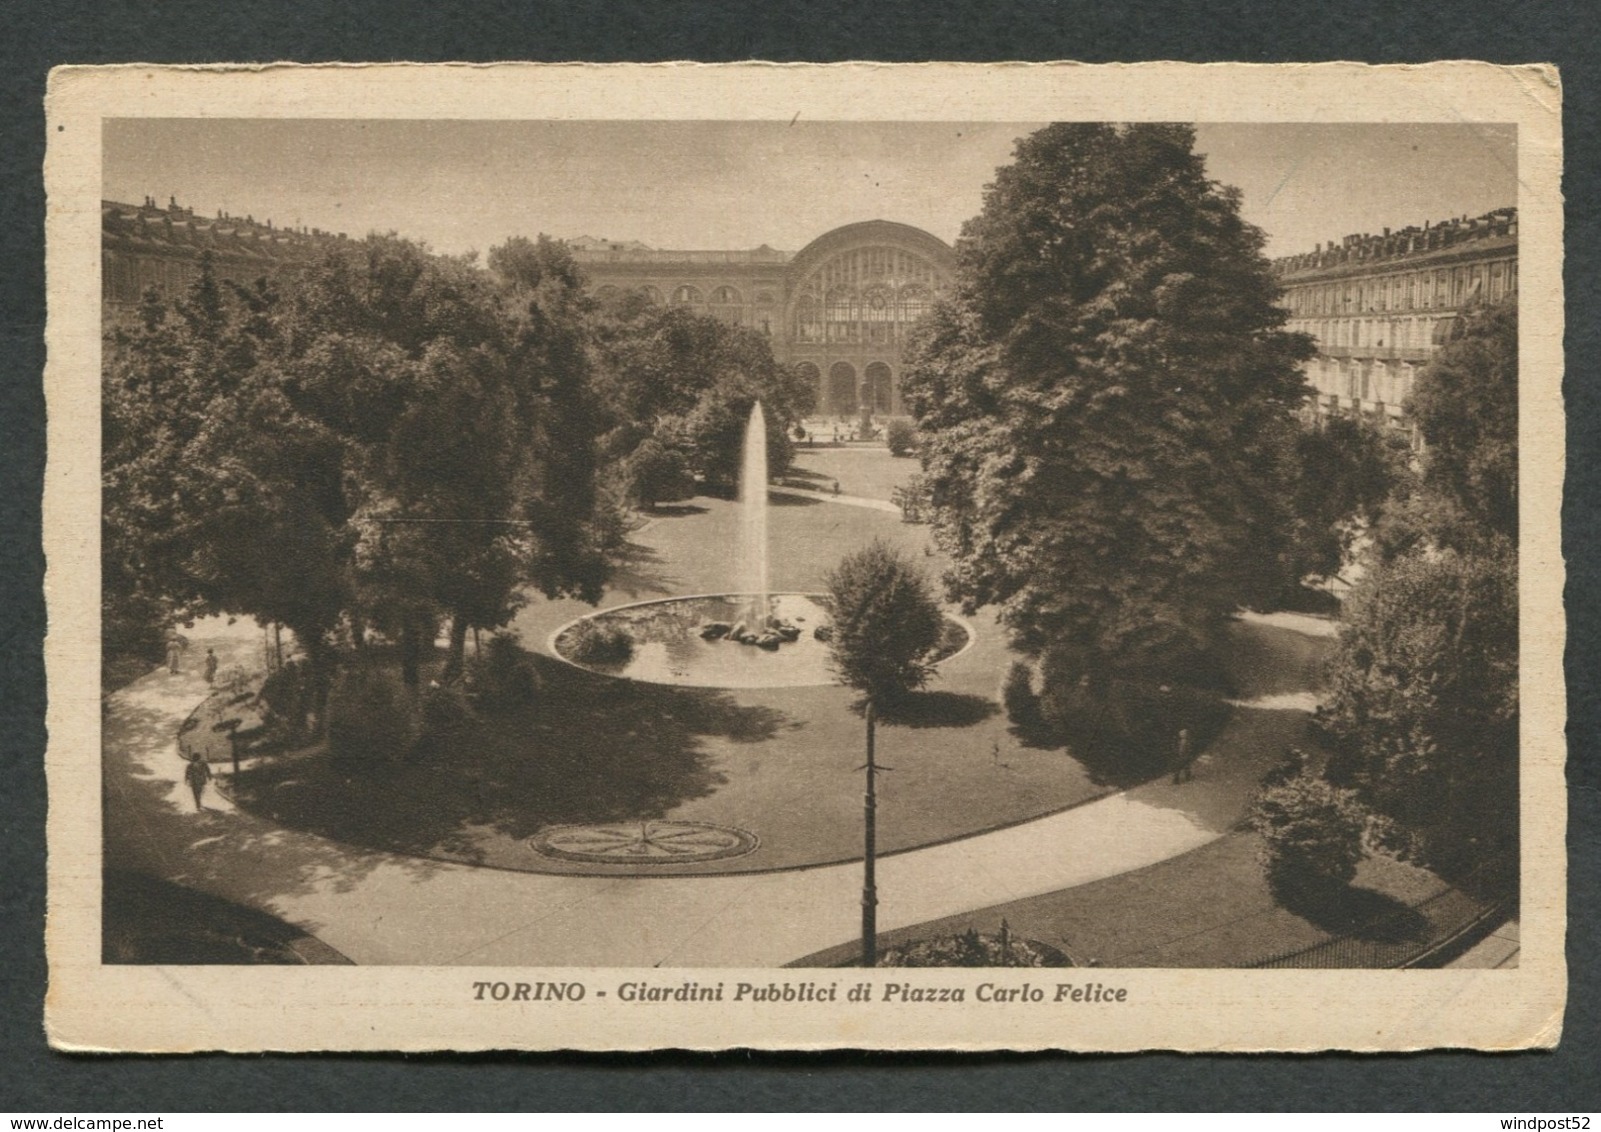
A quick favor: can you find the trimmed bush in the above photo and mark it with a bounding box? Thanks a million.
[1001,660,1039,726]
[564,619,635,666]
[885,418,917,457]
[468,631,542,709]
[325,666,419,765]
[1249,764,1368,899]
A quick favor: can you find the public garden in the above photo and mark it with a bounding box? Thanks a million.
[100,124,1519,969]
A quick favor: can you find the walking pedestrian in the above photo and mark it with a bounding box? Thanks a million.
[184,754,212,811]
[203,648,218,685]
[166,636,182,675]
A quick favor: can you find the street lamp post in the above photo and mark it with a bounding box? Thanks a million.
[862,699,877,968]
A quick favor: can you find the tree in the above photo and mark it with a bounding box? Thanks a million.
[622,437,694,510]
[902,123,1314,677]
[823,540,945,967]
[593,303,812,491]
[1303,306,1519,894]
[104,259,355,687]
[1319,542,1518,882]
[1249,758,1367,900]
[105,234,613,706]
[824,540,945,709]
[1406,297,1518,548]
[1277,415,1410,595]
[885,418,917,458]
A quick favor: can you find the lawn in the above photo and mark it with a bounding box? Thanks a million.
[788,830,1460,969]
[231,489,1114,875]
[787,444,919,503]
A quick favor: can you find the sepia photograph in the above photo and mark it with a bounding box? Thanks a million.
[43,62,1565,1051]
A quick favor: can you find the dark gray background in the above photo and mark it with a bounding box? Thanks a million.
[2,0,1596,1110]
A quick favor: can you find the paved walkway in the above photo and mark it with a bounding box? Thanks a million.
[1448,919,1521,969]
[103,601,1333,967]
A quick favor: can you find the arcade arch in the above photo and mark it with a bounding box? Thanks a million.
[863,362,894,414]
[828,362,858,414]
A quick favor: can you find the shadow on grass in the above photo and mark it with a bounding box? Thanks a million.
[1275,880,1431,942]
[644,503,709,518]
[231,654,790,864]
[1000,710,1164,790]
[768,491,824,507]
[102,869,352,965]
[878,691,999,729]
[607,540,680,599]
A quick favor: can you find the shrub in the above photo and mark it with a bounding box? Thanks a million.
[564,619,635,666]
[623,437,694,510]
[260,659,314,740]
[1001,661,1038,726]
[1249,763,1368,900]
[417,682,477,754]
[468,631,542,709]
[885,418,917,457]
[325,666,419,765]
[880,925,1067,968]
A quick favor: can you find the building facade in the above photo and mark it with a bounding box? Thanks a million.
[570,220,956,416]
[1272,207,1517,431]
[103,204,955,418]
[102,197,350,319]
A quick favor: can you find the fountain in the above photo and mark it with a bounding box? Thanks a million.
[737,401,771,630]
[549,400,970,687]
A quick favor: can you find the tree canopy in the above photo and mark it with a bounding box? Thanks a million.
[1314,296,1521,886]
[590,299,814,498]
[104,237,612,687]
[901,123,1314,675]
[1320,542,1518,880]
[1406,297,1519,548]
[823,540,944,708]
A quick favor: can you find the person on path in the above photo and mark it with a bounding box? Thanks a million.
[166,636,182,675]
[203,648,218,685]
[1171,727,1194,784]
[184,754,212,811]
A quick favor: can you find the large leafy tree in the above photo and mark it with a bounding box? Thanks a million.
[1314,297,1520,887]
[105,235,612,694]
[901,123,1314,675]
[592,300,813,494]
[1320,543,1518,882]
[104,261,354,679]
[1407,297,1519,548]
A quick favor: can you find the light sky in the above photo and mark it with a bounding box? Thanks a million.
[104,120,1518,259]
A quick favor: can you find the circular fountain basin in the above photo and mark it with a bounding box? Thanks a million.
[550,592,972,689]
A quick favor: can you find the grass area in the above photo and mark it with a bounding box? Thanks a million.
[788,445,919,503]
[230,492,1111,875]
[102,870,351,965]
[789,830,1453,969]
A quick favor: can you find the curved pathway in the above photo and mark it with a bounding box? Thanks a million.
[103,600,1333,968]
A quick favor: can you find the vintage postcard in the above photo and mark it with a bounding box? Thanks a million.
[44,62,1564,1052]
